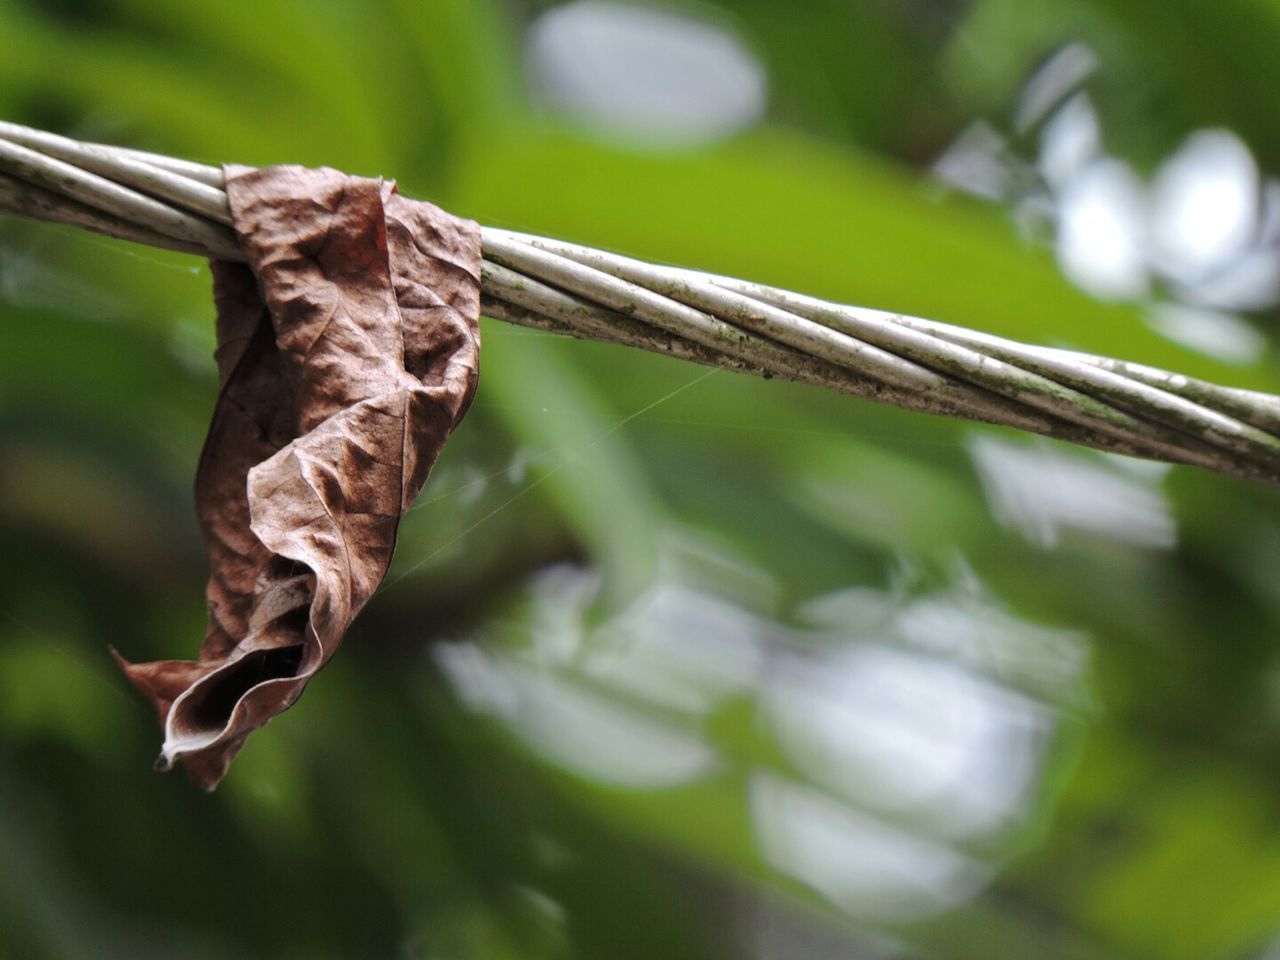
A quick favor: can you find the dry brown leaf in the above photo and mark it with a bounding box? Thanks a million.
[113,164,482,790]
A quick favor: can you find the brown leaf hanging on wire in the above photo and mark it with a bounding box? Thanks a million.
[113,164,482,790]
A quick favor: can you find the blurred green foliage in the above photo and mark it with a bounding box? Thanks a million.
[2,1,1280,958]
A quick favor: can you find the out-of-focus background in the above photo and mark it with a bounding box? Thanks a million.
[1,1,1279,957]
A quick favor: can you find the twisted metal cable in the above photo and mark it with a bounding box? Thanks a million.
[2,119,1278,487]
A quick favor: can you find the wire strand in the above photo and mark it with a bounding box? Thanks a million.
[1,120,1278,488]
